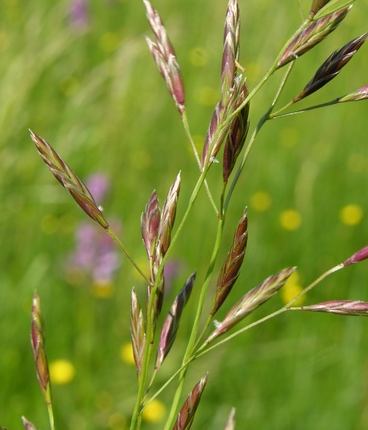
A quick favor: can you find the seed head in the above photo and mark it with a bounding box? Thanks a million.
[130,288,146,374]
[211,210,248,316]
[294,33,368,102]
[29,130,109,229]
[207,267,296,344]
[156,273,196,369]
[310,0,331,17]
[339,84,368,103]
[21,418,37,430]
[278,6,351,68]
[297,300,368,316]
[343,246,368,266]
[141,190,161,264]
[173,374,208,430]
[143,0,185,114]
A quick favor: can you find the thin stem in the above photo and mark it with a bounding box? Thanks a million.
[181,112,219,216]
[107,228,149,285]
[198,264,344,357]
[270,99,339,119]
[45,387,55,430]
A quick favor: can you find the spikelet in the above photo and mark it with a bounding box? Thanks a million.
[278,6,351,68]
[310,0,331,17]
[339,84,368,103]
[343,246,368,266]
[141,190,161,265]
[143,0,185,114]
[206,267,296,344]
[31,294,50,394]
[173,375,208,430]
[29,130,109,229]
[223,77,250,183]
[201,102,225,167]
[294,33,368,102]
[130,289,146,374]
[21,418,37,430]
[224,408,236,430]
[156,273,196,369]
[222,0,240,95]
[211,210,248,316]
[296,300,368,316]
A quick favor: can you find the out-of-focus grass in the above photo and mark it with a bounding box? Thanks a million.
[1,0,368,428]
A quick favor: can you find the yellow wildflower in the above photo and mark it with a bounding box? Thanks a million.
[250,191,272,212]
[92,281,114,299]
[142,399,166,423]
[281,271,305,306]
[340,204,363,226]
[50,359,75,385]
[280,209,302,231]
[120,342,135,366]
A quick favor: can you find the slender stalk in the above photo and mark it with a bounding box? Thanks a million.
[181,112,219,215]
[46,387,55,430]
[270,99,339,119]
[107,228,149,285]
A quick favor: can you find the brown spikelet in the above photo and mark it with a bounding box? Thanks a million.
[156,273,196,369]
[343,246,368,266]
[173,375,208,430]
[310,0,331,17]
[338,84,368,103]
[31,293,49,393]
[143,0,185,114]
[29,130,109,229]
[296,300,368,316]
[222,0,240,95]
[156,172,181,258]
[130,289,146,374]
[294,33,368,102]
[224,408,236,430]
[141,190,161,264]
[21,417,37,430]
[223,76,250,183]
[206,267,296,344]
[278,6,351,68]
[211,210,248,316]
[201,102,225,167]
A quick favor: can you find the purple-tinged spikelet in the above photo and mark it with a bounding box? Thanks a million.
[297,300,368,316]
[224,408,236,430]
[222,0,240,95]
[21,417,37,430]
[141,190,161,264]
[339,84,368,103]
[294,33,368,102]
[206,267,296,344]
[31,294,50,394]
[211,210,248,316]
[343,246,368,266]
[156,173,181,258]
[130,288,146,374]
[143,0,185,114]
[310,0,331,17]
[201,102,225,167]
[156,273,196,369]
[278,6,351,68]
[223,76,250,183]
[173,374,208,430]
[29,130,109,229]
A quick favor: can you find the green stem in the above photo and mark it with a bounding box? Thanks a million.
[45,386,55,430]
[182,112,219,216]
[270,99,339,119]
[163,209,226,430]
[107,228,149,285]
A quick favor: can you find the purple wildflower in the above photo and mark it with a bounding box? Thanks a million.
[86,173,110,205]
[70,0,89,29]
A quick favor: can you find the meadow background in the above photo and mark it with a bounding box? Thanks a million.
[1,0,368,428]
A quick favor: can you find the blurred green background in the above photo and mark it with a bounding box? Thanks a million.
[1,0,368,428]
